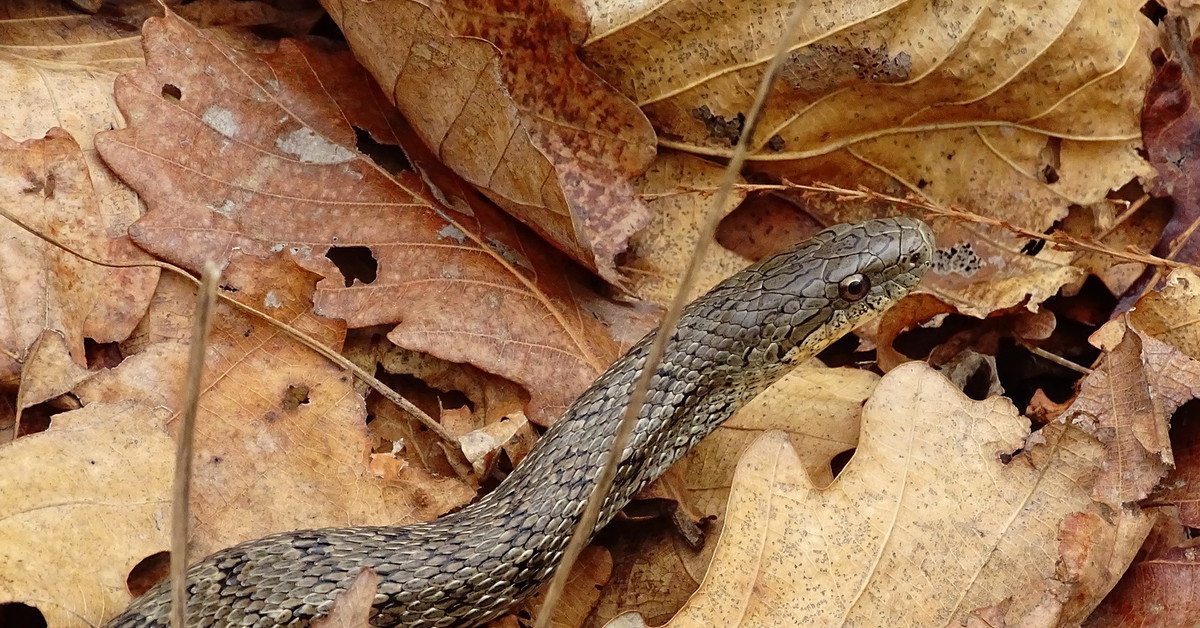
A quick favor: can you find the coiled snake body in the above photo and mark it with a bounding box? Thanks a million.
[104,218,934,628]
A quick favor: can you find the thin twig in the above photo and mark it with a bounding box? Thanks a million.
[0,204,462,449]
[781,182,1198,272]
[1023,343,1093,376]
[645,181,1196,273]
[170,260,219,628]
[532,2,812,625]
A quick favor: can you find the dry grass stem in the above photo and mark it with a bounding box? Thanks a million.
[170,260,220,628]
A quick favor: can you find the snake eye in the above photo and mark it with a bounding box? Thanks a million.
[838,273,870,301]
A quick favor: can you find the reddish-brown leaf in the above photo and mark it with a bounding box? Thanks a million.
[1128,31,1200,303]
[322,0,657,282]
[1086,538,1200,628]
[0,129,158,384]
[95,12,622,424]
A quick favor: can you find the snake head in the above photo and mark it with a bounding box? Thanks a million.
[688,216,934,374]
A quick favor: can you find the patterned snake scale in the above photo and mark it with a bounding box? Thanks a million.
[103,217,934,628]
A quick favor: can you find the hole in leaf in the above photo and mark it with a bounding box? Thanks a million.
[127,551,170,597]
[161,84,182,102]
[325,246,378,287]
[355,127,412,173]
[1141,0,1167,24]
[282,384,311,411]
[0,603,46,628]
[308,13,347,41]
[816,332,868,369]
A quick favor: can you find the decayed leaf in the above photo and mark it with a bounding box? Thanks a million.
[1141,31,1200,271]
[0,401,174,628]
[95,12,622,425]
[75,253,474,560]
[619,363,1151,627]
[322,0,657,282]
[1063,319,1200,505]
[0,129,158,383]
[590,365,879,626]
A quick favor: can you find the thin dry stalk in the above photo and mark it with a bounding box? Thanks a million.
[170,260,219,628]
[774,182,1196,272]
[532,2,812,625]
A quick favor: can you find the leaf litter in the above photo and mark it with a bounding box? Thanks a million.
[1,2,1200,628]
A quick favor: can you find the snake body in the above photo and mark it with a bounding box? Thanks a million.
[103,217,934,628]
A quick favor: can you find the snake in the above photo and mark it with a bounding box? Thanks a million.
[102,217,934,628]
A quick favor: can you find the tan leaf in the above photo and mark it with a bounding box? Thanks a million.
[591,365,879,626]
[1126,267,1200,361]
[94,12,622,425]
[0,3,141,144]
[584,0,1153,316]
[0,129,158,384]
[75,253,475,559]
[620,363,1151,627]
[622,151,750,304]
[15,331,92,419]
[323,0,658,281]
[0,401,173,628]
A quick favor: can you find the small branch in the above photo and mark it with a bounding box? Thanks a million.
[723,181,1196,273]
[1023,343,1093,376]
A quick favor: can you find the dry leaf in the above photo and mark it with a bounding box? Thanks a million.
[75,253,474,559]
[0,401,173,628]
[1062,319,1200,505]
[312,568,378,628]
[590,365,878,626]
[584,0,1151,315]
[0,129,158,384]
[1148,402,1200,529]
[622,151,750,304]
[1140,30,1200,274]
[15,331,92,421]
[1086,538,1200,628]
[323,0,658,281]
[618,363,1151,627]
[1126,267,1200,361]
[94,11,623,425]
